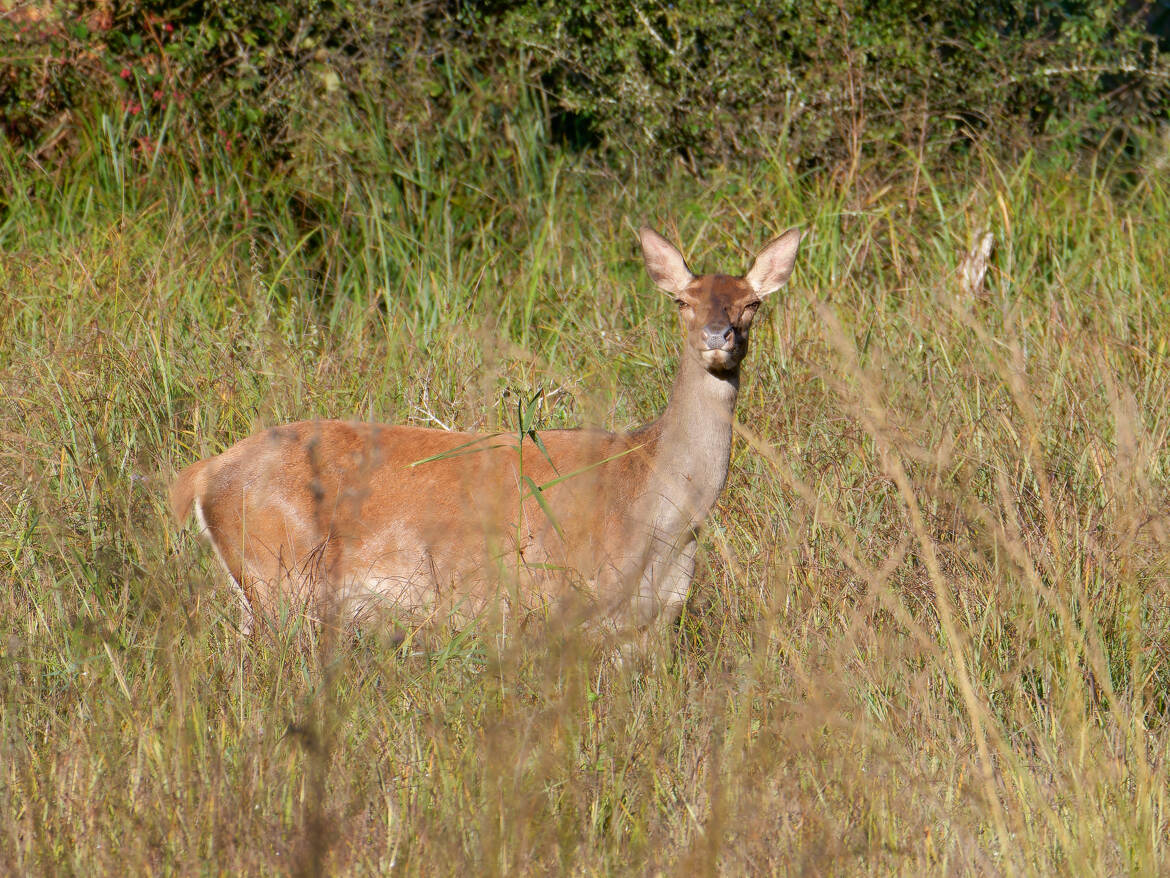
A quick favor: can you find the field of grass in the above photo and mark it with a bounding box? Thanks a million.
[1,103,1169,874]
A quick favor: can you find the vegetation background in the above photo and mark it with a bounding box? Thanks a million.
[2,0,1170,873]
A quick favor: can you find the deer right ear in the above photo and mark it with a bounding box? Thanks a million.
[639,226,694,296]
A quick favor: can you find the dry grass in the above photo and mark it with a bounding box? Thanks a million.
[1,126,1169,875]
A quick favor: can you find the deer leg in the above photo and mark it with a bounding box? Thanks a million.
[641,537,697,626]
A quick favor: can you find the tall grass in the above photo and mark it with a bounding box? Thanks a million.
[1,99,1168,874]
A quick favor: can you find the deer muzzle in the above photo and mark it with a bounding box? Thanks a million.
[702,324,734,350]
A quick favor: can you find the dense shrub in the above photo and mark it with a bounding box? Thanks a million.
[0,0,1166,175]
[494,0,1169,168]
[0,1,449,159]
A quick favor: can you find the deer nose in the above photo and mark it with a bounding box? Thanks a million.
[702,324,734,350]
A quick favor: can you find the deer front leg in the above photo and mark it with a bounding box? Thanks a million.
[628,535,697,626]
[653,536,698,625]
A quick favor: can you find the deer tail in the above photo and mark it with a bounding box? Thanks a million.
[169,459,210,524]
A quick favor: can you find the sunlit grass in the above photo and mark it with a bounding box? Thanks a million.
[1,100,1168,874]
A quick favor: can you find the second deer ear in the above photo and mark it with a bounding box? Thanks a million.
[745,228,803,296]
[639,226,694,295]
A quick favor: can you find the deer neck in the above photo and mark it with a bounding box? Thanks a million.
[642,347,740,536]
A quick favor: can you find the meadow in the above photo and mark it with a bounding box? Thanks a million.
[1,102,1169,874]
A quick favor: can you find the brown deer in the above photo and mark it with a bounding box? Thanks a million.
[170,225,802,634]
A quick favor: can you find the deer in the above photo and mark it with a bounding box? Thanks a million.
[170,225,802,637]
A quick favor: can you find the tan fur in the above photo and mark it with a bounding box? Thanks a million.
[171,225,802,632]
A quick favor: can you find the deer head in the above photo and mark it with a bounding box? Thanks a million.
[639,226,802,373]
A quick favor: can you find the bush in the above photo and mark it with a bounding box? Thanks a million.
[493,0,1169,169]
[0,0,1166,176]
[0,1,450,162]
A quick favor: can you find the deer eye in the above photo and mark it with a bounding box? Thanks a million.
[675,299,692,311]
[741,301,761,319]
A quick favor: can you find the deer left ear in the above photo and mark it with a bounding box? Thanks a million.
[745,228,803,296]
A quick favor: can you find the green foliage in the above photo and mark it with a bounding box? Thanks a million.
[1,0,1166,176]
[494,0,1167,167]
[0,0,452,166]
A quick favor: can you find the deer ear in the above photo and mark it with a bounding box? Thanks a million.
[745,228,803,296]
[638,226,694,295]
